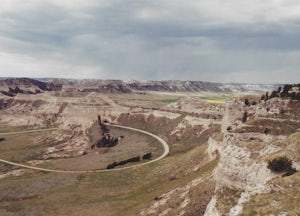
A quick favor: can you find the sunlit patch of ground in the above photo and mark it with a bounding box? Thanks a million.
[206,99,226,104]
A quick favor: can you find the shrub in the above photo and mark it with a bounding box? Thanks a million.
[227,126,232,132]
[264,128,270,135]
[244,98,250,106]
[267,156,296,176]
[142,152,152,160]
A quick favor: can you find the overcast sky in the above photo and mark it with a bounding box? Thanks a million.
[0,0,300,83]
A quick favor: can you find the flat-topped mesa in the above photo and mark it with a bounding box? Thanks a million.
[0,78,62,97]
[57,78,281,93]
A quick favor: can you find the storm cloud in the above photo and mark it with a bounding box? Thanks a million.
[0,0,300,83]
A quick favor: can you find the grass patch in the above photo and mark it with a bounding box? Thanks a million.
[200,94,230,104]
[201,95,229,101]
[0,129,53,162]
[108,158,218,215]
[107,93,182,109]
[216,187,243,215]
[242,172,300,215]
[206,99,226,104]
[0,140,217,216]
[159,99,178,103]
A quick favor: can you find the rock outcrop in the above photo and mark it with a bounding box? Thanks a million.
[204,97,300,216]
[0,78,62,97]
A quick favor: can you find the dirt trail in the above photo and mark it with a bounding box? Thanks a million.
[221,103,230,134]
[0,128,59,136]
[0,124,169,173]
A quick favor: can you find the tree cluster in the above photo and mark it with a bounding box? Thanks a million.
[262,84,300,101]
[244,98,257,106]
[142,152,152,160]
[91,115,119,149]
[96,135,119,148]
[106,153,152,169]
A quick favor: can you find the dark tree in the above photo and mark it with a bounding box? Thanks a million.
[264,128,270,135]
[142,152,152,160]
[107,162,117,169]
[277,86,282,93]
[96,136,118,148]
[270,90,277,98]
[117,160,128,166]
[267,156,296,176]
[282,84,292,98]
[242,112,248,123]
[265,92,269,100]
[244,98,250,106]
[127,157,140,163]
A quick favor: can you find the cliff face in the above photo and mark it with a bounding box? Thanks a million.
[1,78,281,94]
[205,97,300,216]
[78,80,280,93]
[0,78,62,97]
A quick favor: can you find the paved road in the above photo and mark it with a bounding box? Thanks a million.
[0,124,169,173]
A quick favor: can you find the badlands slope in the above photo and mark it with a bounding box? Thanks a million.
[0,79,299,216]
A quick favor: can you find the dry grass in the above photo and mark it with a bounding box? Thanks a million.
[0,124,164,171]
[0,130,55,162]
[0,115,219,216]
[0,142,218,216]
[233,118,300,136]
[216,187,243,216]
[241,172,300,216]
[41,126,164,171]
[206,99,225,104]
[0,91,223,215]
[107,93,182,109]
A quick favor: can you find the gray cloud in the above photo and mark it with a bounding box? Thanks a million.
[0,0,300,83]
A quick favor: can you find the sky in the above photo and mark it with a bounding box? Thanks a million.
[0,0,300,83]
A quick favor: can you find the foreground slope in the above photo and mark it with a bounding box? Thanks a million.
[205,86,300,215]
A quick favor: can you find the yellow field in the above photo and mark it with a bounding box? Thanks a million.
[206,99,226,104]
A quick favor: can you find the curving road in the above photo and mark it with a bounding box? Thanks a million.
[0,123,169,173]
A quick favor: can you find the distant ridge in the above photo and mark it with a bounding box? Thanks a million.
[0,78,62,97]
[0,77,282,96]
[73,80,282,93]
